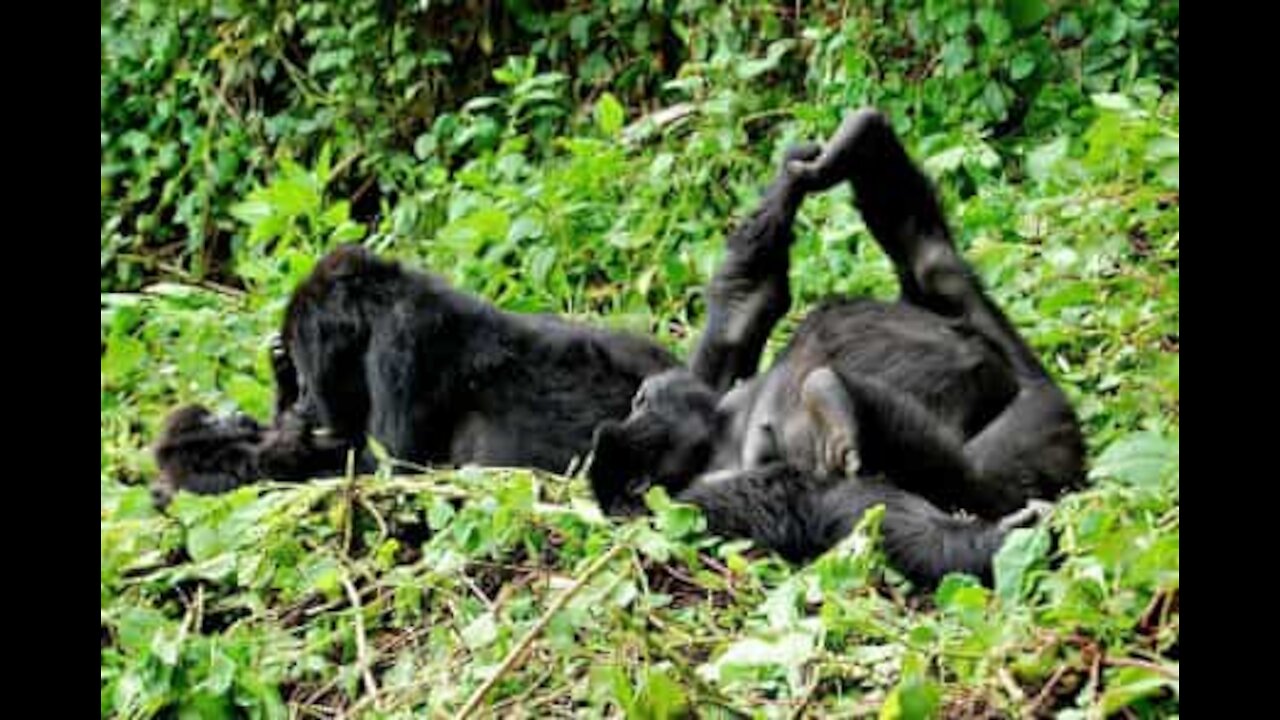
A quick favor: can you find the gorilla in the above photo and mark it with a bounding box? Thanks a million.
[151,107,1082,587]
[150,404,352,508]
[152,245,677,505]
[587,109,1085,585]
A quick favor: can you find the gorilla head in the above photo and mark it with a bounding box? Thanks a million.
[588,368,723,514]
[150,404,265,508]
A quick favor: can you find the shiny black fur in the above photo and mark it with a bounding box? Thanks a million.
[151,404,349,507]
[152,247,677,505]
[589,108,1084,585]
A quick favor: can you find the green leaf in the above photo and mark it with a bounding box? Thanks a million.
[1026,136,1068,183]
[994,525,1051,604]
[462,611,499,650]
[655,501,705,540]
[700,630,817,689]
[1101,665,1178,715]
[638,667,688,720]
[426,496,456,531]
[1092,93,1136,113]
[736,40,794,80]
[1038,280,1097,314]
[102,335,146,379]
[595,92,625,136]
[1005,0,1049,31]
[1090,432,1178,487]
[320,200,351,229]
[934,574,981,610]
[924,146,967,176]
[414,133,436,160]
[1157,158,1179,189]
[881,668,941,720]
[1010,52,1036,80]
[150,626,182,666]
[201,648,237,695]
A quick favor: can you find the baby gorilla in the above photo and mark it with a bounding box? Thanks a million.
[150,404,350,508]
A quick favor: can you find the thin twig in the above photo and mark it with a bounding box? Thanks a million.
[340,571,381,715]
[123,256,247,298]
[1025,664,1069,717]
[1103,656,1178,679]
[342,452,358,557]
[790,668,820,720]
[459,574,496,612]
[355,494,389,547]
[452,543,630,719]
[998,667,1026,704]
[326,149,364,190]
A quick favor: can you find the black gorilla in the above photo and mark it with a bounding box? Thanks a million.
[153,246,677,504]
[151,107,1082,587]
[150,404,352,507]
[588,109,1084,585]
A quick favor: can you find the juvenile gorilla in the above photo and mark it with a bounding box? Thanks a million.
[153,246,677,504]
[151,404,350,507]
[589,109,1085,585]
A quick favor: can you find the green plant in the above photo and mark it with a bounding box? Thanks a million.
[102,2,1179,716]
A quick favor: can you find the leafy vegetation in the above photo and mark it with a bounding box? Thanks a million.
[102,1,1179,717]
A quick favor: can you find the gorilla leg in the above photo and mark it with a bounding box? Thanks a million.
[792,109,1086,512]
[800,370,1012,517]
[789,107,1052,380]
[690,144,822,392]
[677,464,1044,586]
[798,366,862,478]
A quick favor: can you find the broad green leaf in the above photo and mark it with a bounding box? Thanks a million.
[1092,93,1136,113]
[1005,0,1050,31]
[994,525,1051,604]
[1090,432,1178,487]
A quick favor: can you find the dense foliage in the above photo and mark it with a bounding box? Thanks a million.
[102,1,1179,717]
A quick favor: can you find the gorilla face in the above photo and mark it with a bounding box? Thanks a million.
[588,369,720,514]
[151,405,265,508]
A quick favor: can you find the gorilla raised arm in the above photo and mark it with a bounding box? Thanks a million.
[153,246,678,505]
[589,108,1084,585]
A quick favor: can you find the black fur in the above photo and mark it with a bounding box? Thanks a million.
[151,404,353,507]
[152,246,677,505]
[589,108,1085,585]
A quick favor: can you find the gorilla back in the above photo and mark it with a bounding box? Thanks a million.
[153,245,680,505]
[278,245,678,474]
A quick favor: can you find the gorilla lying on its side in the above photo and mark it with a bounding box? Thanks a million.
[589,109,1084,585]
[152,246,678,506]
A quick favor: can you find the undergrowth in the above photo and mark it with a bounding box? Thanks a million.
[102,1,1178,717]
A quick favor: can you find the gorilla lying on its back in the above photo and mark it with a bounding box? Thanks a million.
[151,246,677,507]
[588,109,1084,585]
